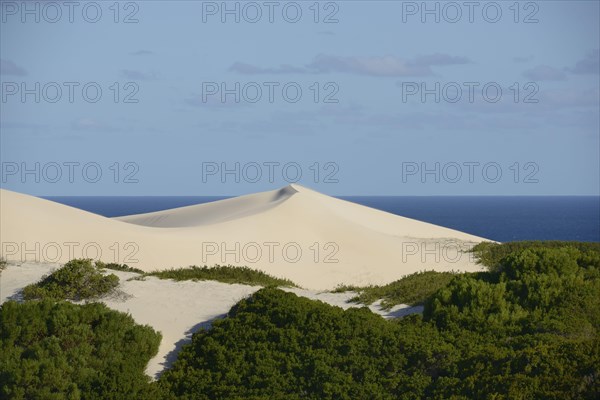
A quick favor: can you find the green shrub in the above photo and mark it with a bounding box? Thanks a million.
[159,288,409,399]
[0,299,162,399]
[158,242,600,399]
[471,241,600,271]
[424,276,528,334]
[426,245,600,338]
[4,241,599,399]
[337,271,458,309]
[159,279,600,399]
[22,259,119,301]
[146,265,298,287]
[96,261,145,274]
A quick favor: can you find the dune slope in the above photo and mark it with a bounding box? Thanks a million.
[0,186,489,289]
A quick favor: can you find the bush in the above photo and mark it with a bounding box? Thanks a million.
[0,300,162,399]
[424,276,528,334]
[339,271,458,309]
[146,265,298,287]
[22,259,119,301]
[426,246,600,338]
[471,241,600,271]
[96,261,145,274]
[158,242,600,399]
[159,288,409,399]
[160,277,600,399]
[4,242,599,399]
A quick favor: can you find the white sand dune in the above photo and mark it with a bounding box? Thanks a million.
[0,185,490,290]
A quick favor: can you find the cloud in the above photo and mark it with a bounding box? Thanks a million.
[307,54,431,76]
[411,53,471,67]
[513,55,534,63]
[229,53,472,77]
[539,88,600,108]
[568,49,599,75]
[120,69,158,80]
[229,62,307,75]
[184,93,250,109]
[0,120,48,136]
[71,118,118,132]
[130,50,154,56]
[0,59,27,76]
[522,65,567,81]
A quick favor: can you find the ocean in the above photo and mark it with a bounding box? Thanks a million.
[43,196,600,243]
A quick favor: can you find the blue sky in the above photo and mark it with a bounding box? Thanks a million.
[1,0,599,196]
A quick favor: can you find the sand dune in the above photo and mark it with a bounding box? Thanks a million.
[0,185,489,290]
[117,185,299,227]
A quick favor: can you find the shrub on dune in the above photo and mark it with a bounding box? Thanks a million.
[0,300,162,399]
[22,259,119,301]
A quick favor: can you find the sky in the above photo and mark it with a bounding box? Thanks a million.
[1,0,599,196]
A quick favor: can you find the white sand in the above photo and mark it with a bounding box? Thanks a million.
[0,185,489,290]
[0,261,422,378]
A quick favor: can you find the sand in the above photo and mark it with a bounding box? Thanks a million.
[0,185,489,290]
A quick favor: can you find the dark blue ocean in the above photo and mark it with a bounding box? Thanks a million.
[43,196,600,243]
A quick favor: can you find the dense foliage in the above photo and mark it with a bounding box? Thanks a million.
[2,242,599,398]
[0,300,162,399]
[146,265,298,287]
[471,240,600,271]
[22,259,119,301]
[335,271,458,309]
[159,242,600,399]
[159,288,409,399]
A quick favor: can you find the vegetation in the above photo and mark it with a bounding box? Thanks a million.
[22,259,119,301]
[158,242,600,399]
[97,261,145,274]
[146,265,298,288]
[2,242,599,398]
[334,271,458,309]
[158,288,407,399]
[0,300,162,399]
[471,240,600,270]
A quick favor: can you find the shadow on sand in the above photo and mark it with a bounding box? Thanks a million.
[381,305,424,319]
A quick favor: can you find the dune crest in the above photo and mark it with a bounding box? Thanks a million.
[0,187,490,290]
[116,184,301,228]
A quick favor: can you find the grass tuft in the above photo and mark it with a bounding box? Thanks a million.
[145,265,299,287]
[336,271,459,310]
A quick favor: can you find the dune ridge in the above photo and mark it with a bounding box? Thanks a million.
[0,186,489,290]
